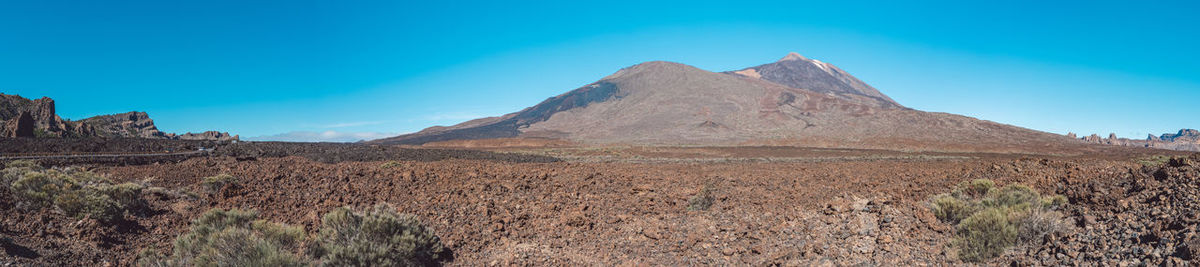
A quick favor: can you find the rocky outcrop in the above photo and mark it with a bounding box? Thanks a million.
[3,112,35,137]
[1075,129,1200,152]
[0,93,235,141]
[176,131,239,141]
[81,111,172,139]
[1004,154,1200,265]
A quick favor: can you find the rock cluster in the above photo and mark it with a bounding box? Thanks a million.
[1,93,235,141]
[774,195,950,266]
[1073,130,1200,152]
[1005,154,1200,265]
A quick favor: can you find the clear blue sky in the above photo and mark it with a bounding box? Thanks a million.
[2,1,1198,141]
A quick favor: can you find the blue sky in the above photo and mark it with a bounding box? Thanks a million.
[2,1,1198,141]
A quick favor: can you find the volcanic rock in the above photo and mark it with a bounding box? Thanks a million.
[3,112,35,137]
[1076,129,1200,152]
[374,53,1075,152]
[0,93,236,141]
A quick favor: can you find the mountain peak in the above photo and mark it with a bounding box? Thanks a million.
[779,52,808,62]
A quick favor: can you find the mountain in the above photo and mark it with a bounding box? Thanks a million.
[727,52,901,109]
[0,93,238,141]
[1075,129,1200,152]
[373,53,1076,152]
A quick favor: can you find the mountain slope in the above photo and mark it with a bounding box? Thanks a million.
[728,52,901,109]
[374,53,1075,152]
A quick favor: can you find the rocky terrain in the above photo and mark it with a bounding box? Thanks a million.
[374,53,1076,153]
[1073,129,1200,152]
[1,140,1196,265]
[0,93,237,141]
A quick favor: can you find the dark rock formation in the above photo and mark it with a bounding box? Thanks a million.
[1076,129,1200,152]
[3,112,35,137]
[0,93,236,141]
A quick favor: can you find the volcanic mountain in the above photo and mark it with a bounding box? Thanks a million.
[374,53,1075,152]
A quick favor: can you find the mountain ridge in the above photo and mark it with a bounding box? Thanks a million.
[373,53,1077,152]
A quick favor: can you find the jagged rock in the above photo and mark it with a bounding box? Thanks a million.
[1076,130,1200,152]
[3,112,35,137]
[176,131,239,141]
[1,93,235,141]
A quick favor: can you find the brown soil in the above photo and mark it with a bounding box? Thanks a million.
[4,143,1192,265]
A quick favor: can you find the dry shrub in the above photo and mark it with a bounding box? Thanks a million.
[7,166,146,223]
[929,179,1071,262]
[200,174,238,194]
[687,184,715,211]
[141,208,310,267]
[315,204,447,266]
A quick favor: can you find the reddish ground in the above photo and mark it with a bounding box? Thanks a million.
[1,143,1195,265]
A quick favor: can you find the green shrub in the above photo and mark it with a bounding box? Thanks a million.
[687,184,715,211]
[201,174,239,194]
[955,207,1018,261]
[160,208,309,267]
[982,184,1040,209]
[951,179,994,199]
[1135,155,1171,167]
[54,187,122,222]
[8,168,145,223]
[5,160,40,169]
[11,171,68,207]
[99,183,148,212]
[929,179,1070,262]
[315,204,447,266]
[931,194,976,224]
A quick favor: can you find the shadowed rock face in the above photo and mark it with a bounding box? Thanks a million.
[375,53,1075,152]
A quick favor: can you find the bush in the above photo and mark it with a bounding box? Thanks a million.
[1015,209,1069,243]
[201,174,239,194]
[7,167,145,223]
[5,160,40,169]
[931,194,975,224]
[951,179,994,199]
[687,184,715,211]
[11,171,69,207]
[54,187,123,222]
[1135,155,1171,167]
[955,207,1018,261]
[315,204,447,266]
[929,179,1070,262]
[149,208,310,267]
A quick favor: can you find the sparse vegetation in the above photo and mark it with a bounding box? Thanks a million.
[200,174,239,194]
[1135,155,1172,167]
[315,204,447,266]
[139,204,448,266]
[5,164,146,223]
[929,179,1070,262]
[687,184,715,211]
[139,208,310,267]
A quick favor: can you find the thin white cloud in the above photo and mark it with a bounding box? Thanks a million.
[245,131,398,143]
[320,121,388,128]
